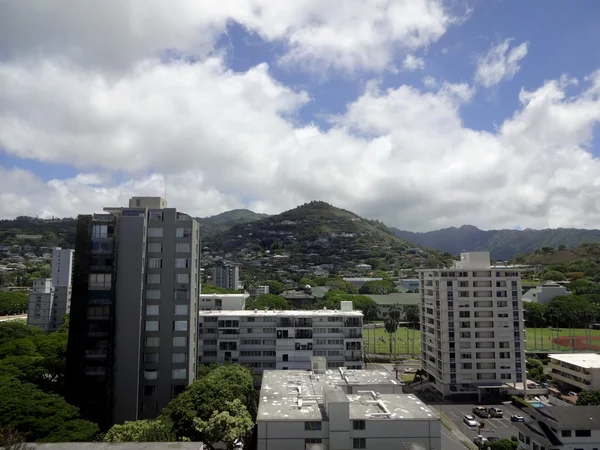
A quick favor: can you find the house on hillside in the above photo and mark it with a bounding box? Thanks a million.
[355,263,372,271]
[522,281,571,304]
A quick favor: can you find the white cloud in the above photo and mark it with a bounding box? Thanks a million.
[0,0,454,74]
[423,75,437,89]
[475,39,529,88]
[402,54,425,71]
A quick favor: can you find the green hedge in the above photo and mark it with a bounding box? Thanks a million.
[511,396,531,409]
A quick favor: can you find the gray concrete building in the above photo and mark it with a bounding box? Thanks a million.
[51,247,74,288]
[66,197,201,428]
[211,264,240,290]
[27,278,55,332]
[257,367,440,450]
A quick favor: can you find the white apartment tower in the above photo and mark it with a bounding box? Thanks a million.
[52,247,74,288]
[419,252,525,399]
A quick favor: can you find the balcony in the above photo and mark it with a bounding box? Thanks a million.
[549,370,591,390]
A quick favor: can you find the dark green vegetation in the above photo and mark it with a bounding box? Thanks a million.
[246,294,292,310]
[0,319,99,442]
[576,390,600,406]
[0,217,76,249]
[392,224,600,260]
[201,284,239,294]
[205,201,452,278]
[516,243,600,269]
[197,209,268,237]
[0,292,28,316]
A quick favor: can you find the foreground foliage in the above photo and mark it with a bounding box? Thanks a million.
[104,420,174,442]
[0,292,28,316]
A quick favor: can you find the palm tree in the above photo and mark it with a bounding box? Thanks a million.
[402,305,420,356]
[388,305,402,356]
[363,303,380,355]
[384,315,399,357]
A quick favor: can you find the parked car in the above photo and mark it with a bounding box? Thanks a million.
[463,415,478,427]
[568,391,578,397]
[510,414,525,422]
[489,407,503,418]
[473,406,489,418]
[404,368,418,373]
[473,435,488,447]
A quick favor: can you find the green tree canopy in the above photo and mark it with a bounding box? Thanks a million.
[194,399,253,450]
[523,302,547,327]
[325,279,358,294]
[0,292,28,316]
[540,270,567,282]
[246,294,291,311]
[402,305,420,326]
[201,284,238,294]
[359,280,395,295]
[104,420,174,442]
[488,438,518,450]
[577,390,600,406]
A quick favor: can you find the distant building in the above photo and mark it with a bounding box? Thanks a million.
[199,293,249,311]
[27,278,55,332]
[280,289,315,309]
[398,278,419,291]
[16,234,43,240]
[257,367,441,450]
[198,302,363,373]
[357,293,420,319]
[522,281,571,304]
[212,264,240,290]
[51,247,74,288]
[355,263,372,271]
[548,353,600,391]
[255,285,270,297]
[343,277,382,289]
[513,405,600,450]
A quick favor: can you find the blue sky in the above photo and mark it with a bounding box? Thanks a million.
[0,0,599,231]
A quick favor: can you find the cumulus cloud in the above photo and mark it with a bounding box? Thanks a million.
[402,55,425,71]
[475,38,529,87]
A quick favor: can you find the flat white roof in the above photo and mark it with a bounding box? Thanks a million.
[199,293,249,298]
[549,353,600,368]
[198,309,363,317]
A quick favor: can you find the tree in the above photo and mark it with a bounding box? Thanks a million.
[523,302,546,350]
[362,301,380,356]
[0,321,44,347]
[558,244,567,251]
[201,284,238,294]
[540,270,567,282]
[489,439,518,450]
[161,364,256,443]
[325,279,358,294]
[577,390,600,406]
[194,399,253,450]
[0,292,28,316]
[245,294,291,310]
[104,420,174,442]
[359,280,395,295]
[0,427,32,450]
[384,316,398,356]
[264,280,285,295]
[402,305,420,355]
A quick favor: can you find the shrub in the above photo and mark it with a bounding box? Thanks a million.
[511,396,531,409]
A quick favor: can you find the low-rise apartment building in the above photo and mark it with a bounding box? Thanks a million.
[257,367,441,450]
[198,302,363,372]
[548,353,600,391]
[514,405,600,450]
[419,252,526,399]
[199,293,249,311]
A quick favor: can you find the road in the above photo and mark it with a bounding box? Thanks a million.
[442,425,470,450]
[0,314,27,322]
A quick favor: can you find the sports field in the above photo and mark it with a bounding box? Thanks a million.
[363,326,600,354]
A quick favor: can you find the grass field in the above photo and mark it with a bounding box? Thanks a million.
[363,326,600,354]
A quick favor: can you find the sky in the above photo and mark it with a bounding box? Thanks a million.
[0,0,600,232]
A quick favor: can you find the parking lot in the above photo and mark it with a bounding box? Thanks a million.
[436,403,525,441]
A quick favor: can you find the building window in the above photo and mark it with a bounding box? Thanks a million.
[92,225,108,239]
[176,228,192,238]
[145,337,160,347]
[174,305,189,315]
[172,353,187,363]
[172,368,187,379]
[88,273,111,290]
[305,439,322,445]
[146,289,161,300]
[174,320,188,331]
[143,369,158,380]
[143,385,156,397]
[144,353,159,363]
[175,258,190,268]
[175,289,188,301]
[176,243,191,253]
[353,420,366,430]
[145,321,159,332]
[353,438,366,449]
[146,305,159,315]
[147,242,162,253]
[148,258,162,269]
[575,430,591,437]
[304,421,322,431]
[147,273,161,284]
[561,430,571,437]
[147,227,163,238]
[173,336,187,347]
[177,273,189,284]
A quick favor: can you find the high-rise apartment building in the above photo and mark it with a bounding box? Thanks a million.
[198,302,364,373]
[65,197,201,429]
[51,247,74,287]
[211,264,240,290]
[27,278,55,332]
[419,252,525,400]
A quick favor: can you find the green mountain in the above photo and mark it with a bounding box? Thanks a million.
[391,225,600,260]
[0,217,77,249]
[203,201,452,270]
[196,209,268,237]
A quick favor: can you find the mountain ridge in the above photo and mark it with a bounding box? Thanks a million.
[391,225,600,260]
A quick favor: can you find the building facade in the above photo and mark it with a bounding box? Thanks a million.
[255,285,270,297]
[198,303,363,373]
[522,281,571,304]
[211,264,240,290]
[257,368,440,450]
[51,247,74,288]
[548,353,600,391]
[27,278,54,332]
[65,197,201,428]
[419,252,525,399]
[199,293,249,311]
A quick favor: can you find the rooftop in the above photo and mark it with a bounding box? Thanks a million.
[258,369,436,422]
[199,309,363,317]
[535,405,600,429]
[549,353,600,368]
[198,293,249,298]
[30,445,203,450]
